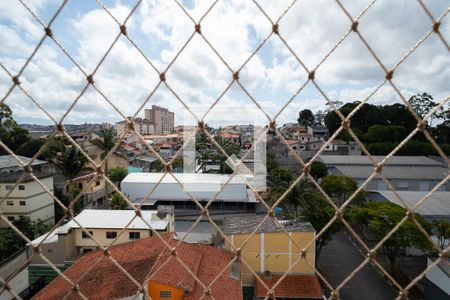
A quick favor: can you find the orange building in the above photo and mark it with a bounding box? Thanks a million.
[33,233,242,300]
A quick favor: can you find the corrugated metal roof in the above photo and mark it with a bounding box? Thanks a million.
[377,191,450,216]
[318,155,443,166]
[223,215,315,235]
[0,155,47,169]
[122,172,246,185]
[334,165,447,180]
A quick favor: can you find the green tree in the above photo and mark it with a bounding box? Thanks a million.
[267,167,293,204]
[152,159,165,172]
[51,145,90,181]
[408,93,449,126]
[321,175,365,206]
[297,187,341,260]
[0,216,52,260]
[347,201,433,273]
[363,125,407,144]
[109,193,128,210]
[297,109,315,127]
[196,148,214,173]
[0,103,31,154]
[310,161,328,180]
[432,121,450,144]
[16,138,46,158]
[51,145,90,213]
[108,167,128,183]
[432,220,449,250]
[91,127,117,200]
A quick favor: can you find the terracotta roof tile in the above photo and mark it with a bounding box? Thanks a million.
[33,233,241,300]
[255,273,323,299]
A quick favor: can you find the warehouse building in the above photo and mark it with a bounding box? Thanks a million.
[121,172,258,212]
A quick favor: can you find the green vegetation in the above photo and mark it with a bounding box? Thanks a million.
[195,130,240,174]
[321,93,450,155]
[0,103,31,155]
[91,127,117,199]
[321,175,365,206]
[0,216,52,260]
[310,161,328,180]
[108,167,128,183]
[347,201,433,273]
[433,220,449,250]
[109,193,128,210]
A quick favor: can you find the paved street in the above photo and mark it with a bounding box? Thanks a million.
[318,231,397,300]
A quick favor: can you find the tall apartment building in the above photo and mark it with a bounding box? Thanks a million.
[145,105,174,135]
[0,155,55,228]
[115,117,155,137]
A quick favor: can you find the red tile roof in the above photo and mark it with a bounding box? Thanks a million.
[255,273,323,299]
[33,233,241,300]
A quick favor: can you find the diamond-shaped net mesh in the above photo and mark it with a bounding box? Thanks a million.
[0,0,449,299]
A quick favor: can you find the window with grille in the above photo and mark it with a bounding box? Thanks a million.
[82,231,93,239]
[19,201,26,206]
[6,201,13,206]
[129,232,140,240]
[159,291,172,298]
[106,231,117,239]
[18,185,25,190]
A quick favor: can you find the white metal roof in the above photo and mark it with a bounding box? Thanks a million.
[122,172,246,185]
[377,191,450,217]
[29,210,168,246]
[65,209,168,230]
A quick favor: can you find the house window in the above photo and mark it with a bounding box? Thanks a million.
[7,201,14,206]
[7,216,14,222]
[106,232,117,239]
[129,232,140,240]
[18,185,25,190]
[6,185,12,190]
[95,181,100,186]
[19,201,26,206]
[82,231,93,239]
[78,183,83,189]
[160,291,172,298]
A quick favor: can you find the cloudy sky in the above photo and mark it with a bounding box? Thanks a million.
[0,0,448,127]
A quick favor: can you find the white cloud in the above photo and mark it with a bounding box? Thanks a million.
[0,0,448,127]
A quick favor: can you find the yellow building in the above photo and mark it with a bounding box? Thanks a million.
[224,215,323,299]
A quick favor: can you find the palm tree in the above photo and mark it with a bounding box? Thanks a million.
[52,145,90,181]
[91,127,117,201]
[51,144,91,214]
[196,148,214,173]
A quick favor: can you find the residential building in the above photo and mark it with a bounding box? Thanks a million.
[318,155,449,191]
[83,142,128,170]
[217,131,240,144]
[115,117,155,138]
[145,105,175,135]
[323,139,362,155]
[121,173,258,212]
[223,215,323,299]
[0,155,55,228]
[71,173,107,208]
[33,233,242,300]
[307,126,329,140]
[29,209,174,264]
